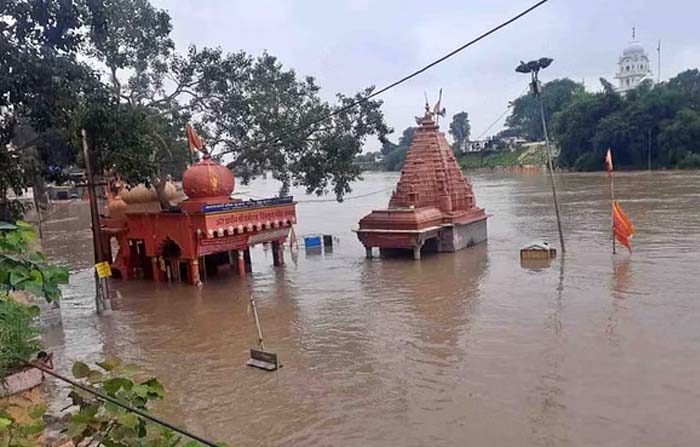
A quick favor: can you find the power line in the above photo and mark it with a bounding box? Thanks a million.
[473,86,529,141]
[94,0,551,170]
[235,187,392,203]
[263,0,551,147]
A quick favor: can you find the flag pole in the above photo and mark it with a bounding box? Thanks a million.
[608,152,616,255]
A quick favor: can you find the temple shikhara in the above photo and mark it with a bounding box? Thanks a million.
[355,103,487,259]
[101,154,296,285]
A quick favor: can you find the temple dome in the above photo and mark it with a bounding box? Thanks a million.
[121,184,158,204]
[623,43,645,56]
[182,155,235,199]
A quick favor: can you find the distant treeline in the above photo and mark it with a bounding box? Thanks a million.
[514,70,700,170]
[360,69,700,172]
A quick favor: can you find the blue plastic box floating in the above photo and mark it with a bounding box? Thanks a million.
[304,236,322,248]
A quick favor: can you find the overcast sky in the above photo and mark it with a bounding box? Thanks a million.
[154,0,698,148]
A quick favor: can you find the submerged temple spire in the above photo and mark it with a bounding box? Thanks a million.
[355,100,487,260]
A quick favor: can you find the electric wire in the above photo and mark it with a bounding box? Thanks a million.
[94,0,551,168]
[473,86,529,141]
[259,0,551,147]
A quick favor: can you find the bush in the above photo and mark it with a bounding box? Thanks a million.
[0,221,69,303]
[678,151,700,169]
[0,299,42,377]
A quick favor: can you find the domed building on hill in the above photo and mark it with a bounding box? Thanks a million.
[615,28,653,93]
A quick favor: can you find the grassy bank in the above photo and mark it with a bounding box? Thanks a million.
[457,144,550,170]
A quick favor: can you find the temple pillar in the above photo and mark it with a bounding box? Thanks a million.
[189,258,200,285]
[244,248,252,273]
[413,245,422,260]
[237,251,246,279]
[365,247,373,259]
[151,257,162,282]
[272,241,283,266]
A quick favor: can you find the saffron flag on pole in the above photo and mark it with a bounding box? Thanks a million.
[605,148,613,176]
[612,200,634,252]
[185,125,204,153]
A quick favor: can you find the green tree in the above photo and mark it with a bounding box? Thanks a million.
[398,127,416,147]
[658,108,700,167]
[449,111,470,154]
[378,126,416,171]
[551,80,623,169]
[505,78,584,141]
[79,1,389,201]
[0,0,96,219]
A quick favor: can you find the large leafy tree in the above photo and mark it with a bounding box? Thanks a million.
[3,0,389,204]
[449,111,470,154]
[0,0,98,219]
[79,0,389,201]
[505,78,584,141]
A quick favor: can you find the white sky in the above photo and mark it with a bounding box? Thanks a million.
[153,0,699,149]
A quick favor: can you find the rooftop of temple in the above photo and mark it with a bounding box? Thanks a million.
[101,153,297,285]
[355,102,487,259]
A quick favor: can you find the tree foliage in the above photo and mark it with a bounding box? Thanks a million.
[0,0,96,218]
[373,126,416,171]
[1,0,389,208]
[551,71,700,170]
[449,111,470,154]
[0,221,69,303]
[505,78,584,141]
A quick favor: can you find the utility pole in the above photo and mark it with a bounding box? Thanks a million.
[657,40,661,84]
[648,129,652,172]
[516,58,566,253]
[81,129,112,314]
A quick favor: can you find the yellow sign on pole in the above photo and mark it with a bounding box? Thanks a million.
[95,261,112,279]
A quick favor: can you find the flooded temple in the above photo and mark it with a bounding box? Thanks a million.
[356,104,487,259]
[101,154,297,285]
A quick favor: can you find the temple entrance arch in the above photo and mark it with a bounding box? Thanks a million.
[159,237,183,281]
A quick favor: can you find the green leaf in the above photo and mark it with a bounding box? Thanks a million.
[103,401,121,414]
[118,412,139,429]
[9,268,29,286]
[87,369,104,383]
[72,361,91,379]
[24,422,46,434]
[141,378,166,399]
[66,421,88,439]
[102,377,132,395]
[28,404,47,419]
[0,417,12,431]
[96,354,122,371]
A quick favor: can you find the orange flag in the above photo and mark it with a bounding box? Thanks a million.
[605,149,613,177]
[185,125,204,153]
[612,200,634,252]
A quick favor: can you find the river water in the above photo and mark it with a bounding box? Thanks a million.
[40,171,700,446]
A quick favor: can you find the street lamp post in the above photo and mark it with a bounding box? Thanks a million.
[516,58,566,253]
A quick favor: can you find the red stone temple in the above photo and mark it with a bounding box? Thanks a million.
[355,104,487,259]
[101,154,296,285]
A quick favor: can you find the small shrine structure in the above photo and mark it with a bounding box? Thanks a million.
[101,154,296,285]
[355,103,487,259]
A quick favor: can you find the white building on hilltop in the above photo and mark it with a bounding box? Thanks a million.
[615,28,653,93]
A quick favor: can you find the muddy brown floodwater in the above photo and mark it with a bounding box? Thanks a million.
[39,171,700,446]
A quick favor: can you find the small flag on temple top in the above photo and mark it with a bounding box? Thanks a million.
[186,125,204,153]
[433,88,446,118]
[605,148,613,176]
[612,200,634,252]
